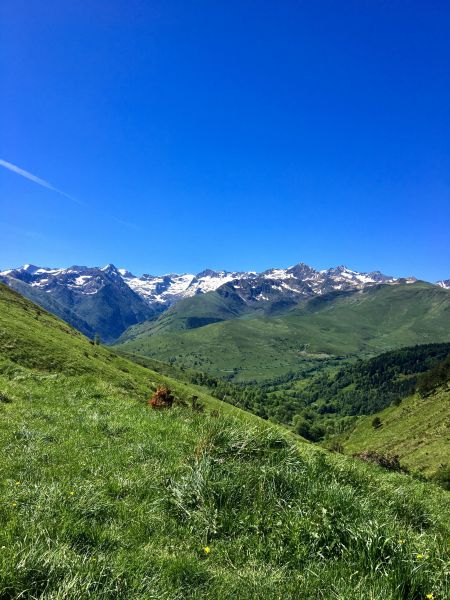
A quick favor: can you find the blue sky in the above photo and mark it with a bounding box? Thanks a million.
[1,1,449,280]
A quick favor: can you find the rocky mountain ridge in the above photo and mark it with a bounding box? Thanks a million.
[0,261,428,341]
[1,261,420,305]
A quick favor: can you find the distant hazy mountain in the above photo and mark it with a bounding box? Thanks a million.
[0,261,432,342]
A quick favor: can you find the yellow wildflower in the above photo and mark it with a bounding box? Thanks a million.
[416,553,426,559]
[426,594,434,600]
[203,546,211,554]
[398,539,405,544]
[69,491,75,496]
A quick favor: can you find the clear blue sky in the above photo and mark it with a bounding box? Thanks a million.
[1,1,449,280]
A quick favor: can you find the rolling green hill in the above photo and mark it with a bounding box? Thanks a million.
[1,282,450,598]
[117,285,253,341]
[115,282,450,382]
[1,275,97,339]
[331,385,449,479]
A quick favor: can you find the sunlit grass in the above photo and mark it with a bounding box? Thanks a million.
[1,360,449,598]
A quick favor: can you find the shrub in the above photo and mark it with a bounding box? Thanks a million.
[148,386,175,409]
[191,395,205,412]
[432,465,450,490]
[371,416,382,429]
[354,450,404,472]
[292,416,324,442]
[328,440,344,453]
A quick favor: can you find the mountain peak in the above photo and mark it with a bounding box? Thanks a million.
[329,265,353,273]
[100,264,122,277]
[21,264,40,274]
[436,279,450,289]
[118,268,136,279]
[288,263,319,279]
[195,269,222,278]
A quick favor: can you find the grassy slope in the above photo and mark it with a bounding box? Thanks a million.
[1,283,450,598]
[1,275,96,338]
[118,288,251,341]
[115,282,450,381]
[333,386,450,477]
[0,284,266,422]
[116,284,298,343]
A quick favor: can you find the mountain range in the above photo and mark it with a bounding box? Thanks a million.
[2,261,447,343]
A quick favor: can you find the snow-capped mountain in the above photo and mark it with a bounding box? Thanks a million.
[242,263,400,301]
[210,263,418,307]
[0,261,422,341]
[0,262,410,308]
[120,268,256,306]
[437,279,450,290]
[0,263,158,343]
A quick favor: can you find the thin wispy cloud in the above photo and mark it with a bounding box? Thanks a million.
[0,158,139,230]
[0,159,85,206]
[111,216,139,230]
[2,222,46,240]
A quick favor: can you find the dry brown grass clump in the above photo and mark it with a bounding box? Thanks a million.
[148,386,175,409]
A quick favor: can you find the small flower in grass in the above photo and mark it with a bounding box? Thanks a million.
[203,546,211,554]
[398,539,405,544]
[69,491,75,496]
[11,502,17,507]
[425,594,434,599]
[416,553,426,560]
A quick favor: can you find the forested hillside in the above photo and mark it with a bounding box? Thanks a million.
[334,366,449,481]
[187,343,450,434]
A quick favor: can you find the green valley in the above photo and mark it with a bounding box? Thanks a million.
[115,282,450,382]
[260,343,450,431]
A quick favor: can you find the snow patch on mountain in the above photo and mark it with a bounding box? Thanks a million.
[1,261,440,315]
[264,268,295,280]
[437,279,450,289]
[123,273,195,304]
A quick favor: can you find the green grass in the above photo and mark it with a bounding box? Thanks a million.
[117,287,252,341]
[0,284,268,424]
[331,386,450,478]
[1,283,450,598]
[115,282,450,382]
